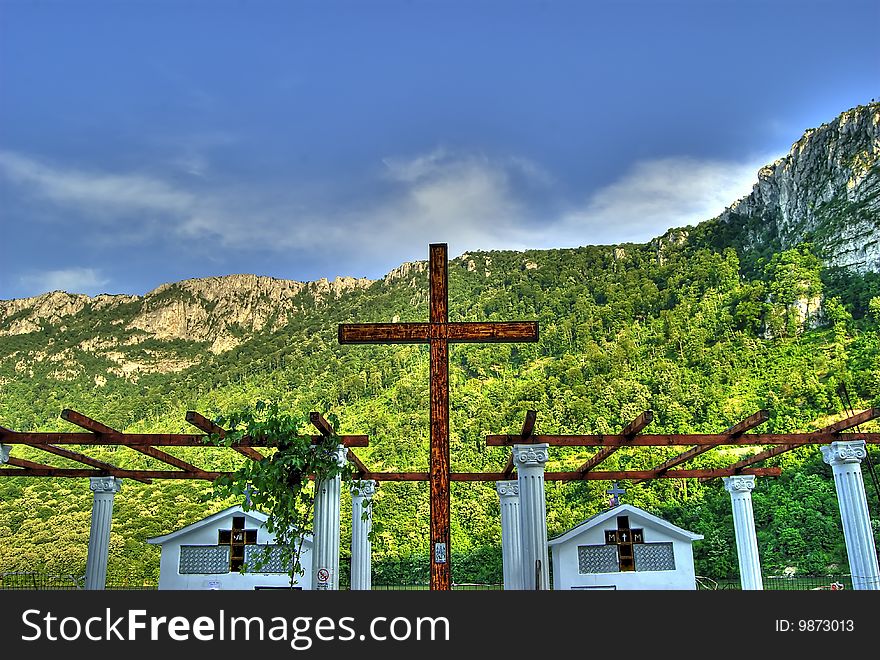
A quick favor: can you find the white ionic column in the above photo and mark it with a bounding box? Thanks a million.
[312,444,346,590]
[350,479,376,591]
[0,444,10,464]
[84,476,122,590]
[514,444,550,590]
[496,480,523,590]
[822,440,880,590]
[723,475,764,590]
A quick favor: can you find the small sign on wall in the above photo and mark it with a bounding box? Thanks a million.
[434,543,447,564]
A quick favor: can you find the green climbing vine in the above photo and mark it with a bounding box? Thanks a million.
[206,400,357,586]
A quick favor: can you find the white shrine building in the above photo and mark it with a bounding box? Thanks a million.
[548,503,703,590]
[147,505,313,590]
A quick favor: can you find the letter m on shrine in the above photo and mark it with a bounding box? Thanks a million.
[338,243,539,590]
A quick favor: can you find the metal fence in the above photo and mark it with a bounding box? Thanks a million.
[10,570,853,591]
[0,572,83,590]
[0,572,158,590]
[696,575,853,590]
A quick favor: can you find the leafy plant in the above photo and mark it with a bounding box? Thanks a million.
[205,401,357,586]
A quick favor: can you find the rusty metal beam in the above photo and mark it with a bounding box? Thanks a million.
[0,468,229,480]
[6,456,59,471]
[185,411,264,461]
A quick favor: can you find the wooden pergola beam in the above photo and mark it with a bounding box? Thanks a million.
[0,468,230,480]
[308,412,370,477]
[185,411,264,461]
[353,467,782,482]
[501,410,537,479]
[6,456,61,471]
[62,409,211,478]
[575,410,654,474]
[0,431,370,447]
[484,432,880,446]
[702,408,880,481]
[30,444,152,484]
[0,465,783,481]
[633,410,770,484]
[309,412,334,437]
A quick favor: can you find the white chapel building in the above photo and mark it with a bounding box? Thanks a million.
[549,503,703,590]
[147,505,313,590]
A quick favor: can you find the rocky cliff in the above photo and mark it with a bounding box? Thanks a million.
[717,102,879,272]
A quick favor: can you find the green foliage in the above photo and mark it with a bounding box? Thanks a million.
[206,401,358,584]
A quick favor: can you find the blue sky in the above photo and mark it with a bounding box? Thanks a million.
[1,0,877,299]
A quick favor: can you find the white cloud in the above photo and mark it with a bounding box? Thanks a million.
[0,150,195,217]
[19,268,109,295]
[551,155,776,246]
[0,147,779,285]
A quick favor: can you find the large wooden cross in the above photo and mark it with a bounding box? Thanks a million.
[338,243,539,589]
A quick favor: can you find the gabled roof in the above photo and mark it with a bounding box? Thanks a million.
[146,504,271,545]
[548,503,703,546]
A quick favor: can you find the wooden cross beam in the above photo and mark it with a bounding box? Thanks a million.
[339,243,539,590]
[632,410,769,484]
[701,408,880,482]
[576,411,654,475]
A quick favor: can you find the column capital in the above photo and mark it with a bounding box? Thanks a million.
[0,444,10,464]
[724,475,756,494]
[496,480,519,498]
[513,443,549,468]
[822,440,867,467]
[351,479,377,497]
[89,476,122,494]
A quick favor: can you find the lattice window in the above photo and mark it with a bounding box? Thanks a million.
[578,545,619,573]
[634,542,676,571]
[244,545,291,573]
[179,546,230,574]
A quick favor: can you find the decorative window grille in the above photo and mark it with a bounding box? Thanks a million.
[634,542,676,571]
[244,545,291,573]
[179,546,230,574]
[578,545,619,573]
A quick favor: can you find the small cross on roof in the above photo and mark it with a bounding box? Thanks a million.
[607,481,626,507]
